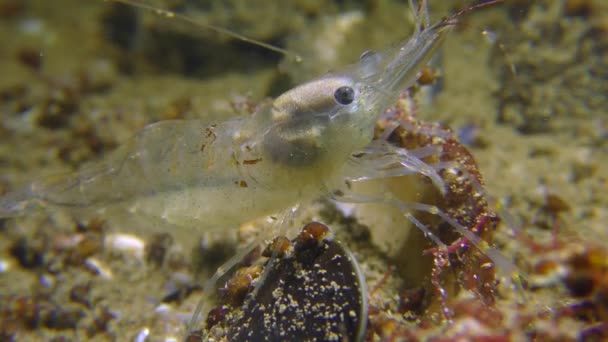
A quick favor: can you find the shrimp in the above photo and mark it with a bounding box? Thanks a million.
[0,0,515,336]
[0,1,456,227]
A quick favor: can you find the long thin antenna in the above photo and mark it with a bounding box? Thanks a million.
[106,0,302,63]
[447,0,505,23]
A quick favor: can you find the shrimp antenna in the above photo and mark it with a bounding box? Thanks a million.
[105,0,303,63]
[444,0,517,76]
[446,0,505,24]
[424,0,502,30]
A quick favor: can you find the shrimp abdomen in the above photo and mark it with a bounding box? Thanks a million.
[1,119,233,216]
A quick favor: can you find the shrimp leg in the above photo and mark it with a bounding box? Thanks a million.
[344,140,446,193]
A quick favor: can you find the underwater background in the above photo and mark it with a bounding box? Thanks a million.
[0,0,606,340]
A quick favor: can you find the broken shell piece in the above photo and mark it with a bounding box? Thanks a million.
[103,233,145,263]
[134,327,149,342]
[0,259,12,273]
[206,221,367,341]
[84,257,113,279]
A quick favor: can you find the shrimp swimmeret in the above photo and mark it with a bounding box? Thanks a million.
[0,0,515,330]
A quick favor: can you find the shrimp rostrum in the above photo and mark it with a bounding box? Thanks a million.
[0,0,514,328]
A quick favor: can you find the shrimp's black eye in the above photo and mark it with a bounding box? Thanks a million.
[334,86,355,105]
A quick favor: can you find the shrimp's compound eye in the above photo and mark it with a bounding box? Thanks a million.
[334,86,355,105]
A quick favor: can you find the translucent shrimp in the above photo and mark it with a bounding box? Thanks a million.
[0,1,456,228]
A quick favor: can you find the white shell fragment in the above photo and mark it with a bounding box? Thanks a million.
[104,233,145,263]
[84,257,113,279]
